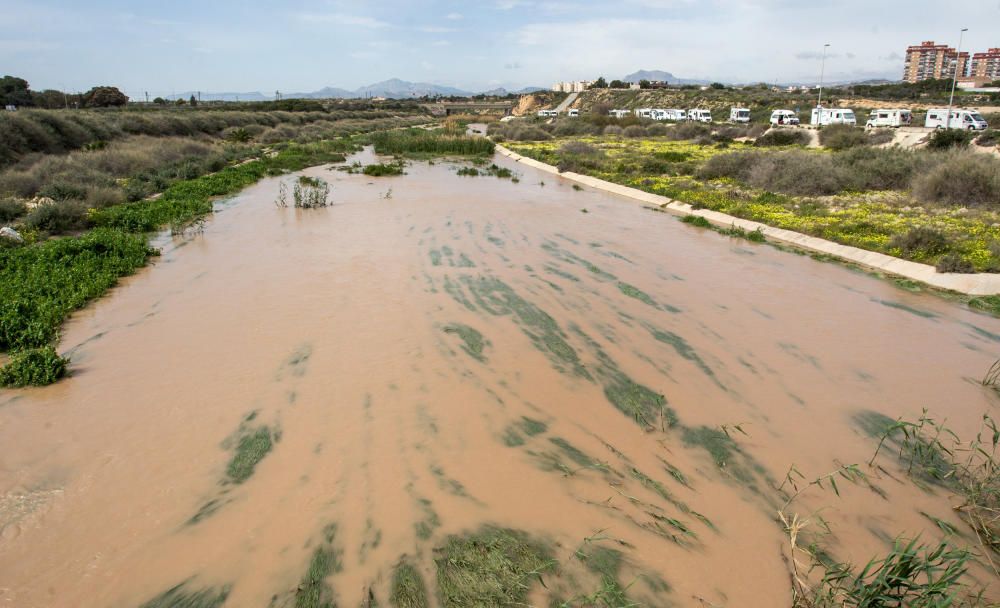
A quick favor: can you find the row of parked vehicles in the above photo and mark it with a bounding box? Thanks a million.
[540,105,989,130]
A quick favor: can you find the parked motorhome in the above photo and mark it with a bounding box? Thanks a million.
[651,109,669,121]
[687,109,712,123]
[810,107,856,126]
[536,110,559,118]
[567,109,579,117]
[924,108,989,131]
[608,109,630,119]
[769,110,800,126]
[634,108,654,119]
[729,107,751,123]
[669,109,687,121]
[865,109,911,128]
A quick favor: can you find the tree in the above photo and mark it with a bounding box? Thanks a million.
[32,89,67,109]
[710,82,726,90]
[0,75,33,107]
[589,77,607,89]
[638,79,651,89]
[189,94,198,107]
[609,79,626,89]
[82,86,128,108]
[153,97,167,105]
[175,98,186,106]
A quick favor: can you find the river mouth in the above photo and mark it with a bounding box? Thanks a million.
[1,147,998,607]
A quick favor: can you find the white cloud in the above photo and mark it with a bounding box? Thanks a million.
[295,13,390,28]
[445,12,464,20]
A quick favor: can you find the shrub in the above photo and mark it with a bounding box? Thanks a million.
[756,129,810,147]
[975,130,998,147]
[747,151,851,195]
[936,253,974,273]
[681,214,711,227]
[927,129,971,150]
[646,123,668,136]
[912,151,1000,208]
[834,146,921,191]
[602,125,624,137]
[623,125,647,138]
[819,125,868,150]
[696,150,763,181]
[362,162,404,176]
[0,198,26,222]
[24,201,90,234]
[558,141,601,157]
[0,346,69,387]
[890,226,950,256]
[667,122,710,141]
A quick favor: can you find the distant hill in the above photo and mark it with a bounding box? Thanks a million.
[623,70,711,86]
[166,79,546,101]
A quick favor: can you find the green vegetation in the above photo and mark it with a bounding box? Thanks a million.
[616,282,657,307]
[390,560,429,608]
[371,129,495,157]
[442,323,488,362]
[139,581,231,608]
[295,524,343,608]
[435,526,553,607]
[681,214,712,228]
[456,163,513,178]
[602,373,665,427]
[226,425,274,484]
[363,161,405,177]
[508,135,1000,273]
[0,346,69,387]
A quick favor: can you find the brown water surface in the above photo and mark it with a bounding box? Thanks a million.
[1,148,998,607]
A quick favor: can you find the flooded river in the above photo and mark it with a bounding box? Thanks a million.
[1,148,998,607]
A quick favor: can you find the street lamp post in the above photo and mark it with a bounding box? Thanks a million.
[817,43,831,110]
[946,28,968,130]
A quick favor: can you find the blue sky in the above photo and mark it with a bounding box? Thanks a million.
[3,0,998,96]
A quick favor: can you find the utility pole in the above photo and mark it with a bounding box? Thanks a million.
[946,28,968,130]
[145,91,149,104]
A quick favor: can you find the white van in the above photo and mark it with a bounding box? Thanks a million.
[811,107,856,126]
[608,109,630,119]
[567,109,579,117]
[866,109,912,128]
[536,110,558,117]
[650,109,670,121]
[634,108,654,119]
[669,109,687,121]
[924,108,989,131]
[687,109,712,123]
[729,107,751,123]
[770,110,800,126]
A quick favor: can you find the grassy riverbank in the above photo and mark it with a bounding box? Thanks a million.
[499,120,1000,274]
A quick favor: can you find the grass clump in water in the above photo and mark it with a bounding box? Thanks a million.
[435,526,554,607]
[295,524,343,608]
[0,346,69,387]
[617,282,657,307]
[602,374,665,428]
[363,161,405,177]
[139,581,231,608]
[681,214,712,228]
[225,426,274,484]
[549,437,597,468]
[442,323,488,362]
[390,560,429,608]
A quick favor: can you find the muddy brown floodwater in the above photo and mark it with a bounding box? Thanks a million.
[1,147,999,608]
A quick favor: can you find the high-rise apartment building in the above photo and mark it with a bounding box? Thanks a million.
[903,41,968,82]
[971,48,1000,82]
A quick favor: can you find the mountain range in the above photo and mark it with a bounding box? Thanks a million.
[622,70,711,86]
[165,79,546,101]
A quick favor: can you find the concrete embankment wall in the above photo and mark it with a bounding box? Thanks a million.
[496,145,1000,296]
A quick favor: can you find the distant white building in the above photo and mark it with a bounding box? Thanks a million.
[552,80,594,93]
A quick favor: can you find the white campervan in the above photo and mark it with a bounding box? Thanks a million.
[810,107,856,126]
[770,110,800,126]
[924,108,989,131]
[536,110,558,118]
[866,109,912,128]
[567,109,579,117]
[608,109,630,119]
[687,109,712,123]
[634,108,654,119]
[650,109,670,121]
[729,107,751,123]
[669,109,687,121]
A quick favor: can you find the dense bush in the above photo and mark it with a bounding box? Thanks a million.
[666,122,710,141]
[834,146,920,191]
[602,125,624,137]
[559,141,602,157]
[623,125,647,138]
[819,125,868,150]
[975,130,998,147]
[912,151,1000,208]
[866,129,895,145]
[890,226,950,256]
[372,129,494,156]
[645,123,668,136]
[927,129,971,150]
[24,201,90,234]
[0,346,69,387]
[936,253,975,273]
[0,198,26,222]
[756,129,810,147]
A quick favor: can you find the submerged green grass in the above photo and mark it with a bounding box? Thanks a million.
[139,581,231,608]
[435,526,553,608]
[295,524,343,608]
[226,426,274,484]
[442,323,488,362]
[390,560,429,608]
